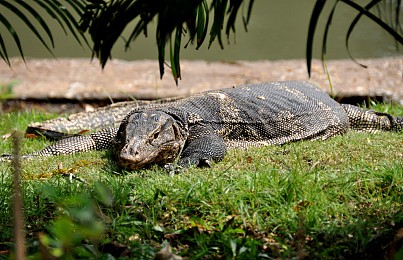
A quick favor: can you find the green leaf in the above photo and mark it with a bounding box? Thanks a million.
[85,0,138,67]
[322,1,339,60]
[15,0,56,48]
[209,0,228,49]
[174,25,182,83]
[157,28,166,80]
[50,217,78,246]
[196,0,209,49]
[244,0,255,30]
[1,0,55,54]
[169,35,176,83]
[0,32,10,65]
[340,0,403,44]
[38,0,86,46]
[64,0,86,16]
[394,0,402,34]
[34,0,68,35]
[345,0,382,68]
[306,0,327,77]
[53,0,88,46]
[169,26,182,85]
[94,181,113,207]
[0,13,25,63]
[226,0,243,37]
[126,19,149,50]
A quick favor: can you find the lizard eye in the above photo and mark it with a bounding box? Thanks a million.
[148,131,160,145]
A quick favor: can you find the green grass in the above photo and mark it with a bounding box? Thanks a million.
[0,104,403,259]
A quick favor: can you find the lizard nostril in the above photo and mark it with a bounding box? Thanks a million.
[127,146,139,156]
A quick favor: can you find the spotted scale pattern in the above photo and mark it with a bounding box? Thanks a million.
[177,81,350,148]
[33,128,118,157]
[341,104,402,132]
[17,81,402,169]
[27,97,185,135]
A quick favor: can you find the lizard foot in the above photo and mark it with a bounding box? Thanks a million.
[164,163,184,176]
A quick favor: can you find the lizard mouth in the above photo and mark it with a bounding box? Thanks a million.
[117,141,181,170]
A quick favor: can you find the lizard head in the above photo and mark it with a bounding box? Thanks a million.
[114,111,185,170]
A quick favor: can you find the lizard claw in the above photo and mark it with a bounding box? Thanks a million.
[163,157,212,174]
[197,159,212,168]
[164,163,183,176]
[0,154,12,162]
[1,154,35,162]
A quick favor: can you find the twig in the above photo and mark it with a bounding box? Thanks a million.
[12,131,26,259]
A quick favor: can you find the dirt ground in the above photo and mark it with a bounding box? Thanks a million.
[0,57,402,109]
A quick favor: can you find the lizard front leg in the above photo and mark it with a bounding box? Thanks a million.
[178,125,227,168]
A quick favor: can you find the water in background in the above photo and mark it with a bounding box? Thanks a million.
[0,0,401,61]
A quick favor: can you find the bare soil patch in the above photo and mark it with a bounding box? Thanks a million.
[0,57,401,112]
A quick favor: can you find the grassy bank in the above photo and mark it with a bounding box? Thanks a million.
[0,104,402,259]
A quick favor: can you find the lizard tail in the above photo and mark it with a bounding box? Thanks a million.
[341,104,402,132]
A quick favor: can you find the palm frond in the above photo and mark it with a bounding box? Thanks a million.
[3,0,399,84]
[0,12,23,65]
[80,0,255,84]
[307,0,403,77]
[2,0,55,53]
[322,1,339,61]
[0,0,87,66]
[208,0,228,49]
[345,0,382,68]
[306,0,328,77]
[343,0,403,50]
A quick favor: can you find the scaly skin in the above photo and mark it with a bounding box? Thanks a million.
[2,81,402,170]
